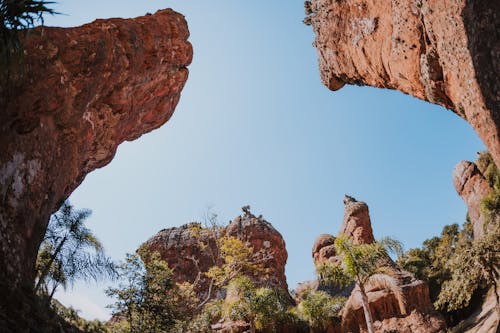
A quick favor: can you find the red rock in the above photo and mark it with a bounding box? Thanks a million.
[306,0,500,167]
[340,195,375,244]
[310,196,446,333]
[453,160,493,238]
[143,206,289,303]
[0,9,192,331]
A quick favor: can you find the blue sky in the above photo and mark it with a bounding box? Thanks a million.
[44,0,484,320]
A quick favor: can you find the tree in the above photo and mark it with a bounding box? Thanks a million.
[219,276,295,333]
[295,289,346,332]
[106,250,199,333]
[434,224,500,312]
[1,0,56,51]
[317,235,405,333]
[35,201,116,301]
[398,220,475,304]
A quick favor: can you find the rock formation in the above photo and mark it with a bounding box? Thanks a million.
[143,206,289,303]
[310,196,446,333]
[453,152,499,238]
[0,9,192,331]
[305,0,500,167]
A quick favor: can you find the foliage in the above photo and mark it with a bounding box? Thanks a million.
[434,224,500,312]
[317,235,403,333]
[294,289,346,330]
[319,235,389,286]
[0,0,57,80]
[107,248,202,333]
[35,201,116,301]
[220,276,295,332]
[52,300,108,333]
[399,207,499,320]
[398,221,473,302]
[206,236,267,288]
[478,152,500,225]
[186,299,224,333]
[106,250,196,333]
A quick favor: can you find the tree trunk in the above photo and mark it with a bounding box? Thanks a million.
[359,283,374,333]
[34,234,68,293]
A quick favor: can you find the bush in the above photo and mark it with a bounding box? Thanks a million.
[295,289,346,330]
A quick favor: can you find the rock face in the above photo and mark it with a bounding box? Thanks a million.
[305,0,500,167]
[143,207,289,302]
[0,9,191,331]
[311,196,446,333]
[453,152,499,238]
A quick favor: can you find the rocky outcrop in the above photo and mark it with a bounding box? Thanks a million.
[143,206,289,302]
[310,196,446,333]
[305,0,500,167]
[453,152,499,238]
[0,9,192,331]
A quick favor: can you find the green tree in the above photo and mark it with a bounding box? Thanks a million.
[317,235,405,333]
[220,276,294,333]
[295,289,345,332]
[106,250,198,333]
[434,224,500,312]
[398,220,474,303]
[35,201,116,301]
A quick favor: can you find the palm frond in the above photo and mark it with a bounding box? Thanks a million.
[366,273,407,315]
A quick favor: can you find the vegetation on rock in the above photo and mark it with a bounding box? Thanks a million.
[316,235,404,333]
[400,216,499,325]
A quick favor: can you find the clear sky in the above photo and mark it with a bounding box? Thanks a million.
[43,0,484,321]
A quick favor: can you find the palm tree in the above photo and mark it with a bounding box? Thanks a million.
[35,201,116,301]
[317,235,405,333]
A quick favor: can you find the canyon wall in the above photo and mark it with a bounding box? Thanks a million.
[0,9,192,331]
[305,0,499,167]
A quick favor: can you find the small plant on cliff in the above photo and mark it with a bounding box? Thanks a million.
[35,201,116,301]
[317,235,405,333]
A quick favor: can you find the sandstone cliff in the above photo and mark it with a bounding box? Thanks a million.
[143,207,289,303]
[310,196,446,333]
[305,0,500,167]
[0,9,192,331]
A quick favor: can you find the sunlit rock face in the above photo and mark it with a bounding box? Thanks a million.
[143,207,289,303]
[0,9,191,331]
[305,0,500,167]
[309,196,445,333]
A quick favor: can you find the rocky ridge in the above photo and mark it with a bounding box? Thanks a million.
[0,9,192,331]
[305,0,500,167]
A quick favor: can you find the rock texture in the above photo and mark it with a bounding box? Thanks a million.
[0,9,192,331]
[305,0,500,167]
[310,196,445,333]
[143,206,289,302]
[453,151,499,238]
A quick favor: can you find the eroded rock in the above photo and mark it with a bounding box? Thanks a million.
[306,0,500,167]
[0,9,192,331]
[309,196,446,333]
[143,206,289,303]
